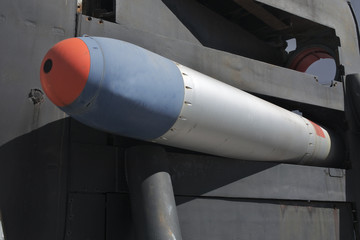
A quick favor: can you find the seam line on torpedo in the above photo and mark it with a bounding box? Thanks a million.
[62,37,106,115]
[82,37,106,109]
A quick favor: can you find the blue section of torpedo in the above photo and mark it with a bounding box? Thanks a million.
[61,37,185,140]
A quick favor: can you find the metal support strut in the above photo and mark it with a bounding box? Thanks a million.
[126,146,183,240]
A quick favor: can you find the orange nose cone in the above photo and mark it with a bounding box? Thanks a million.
[40,38,90,107]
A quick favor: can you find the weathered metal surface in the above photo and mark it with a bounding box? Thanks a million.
[116,0,200,44]
[233,0,289,30]
[78,15,344,111]
[69,118,130,193]
[345,74,360,126]
[67,119,346,203]
[105,193,134,240]
[344,74,360,236]
[65,193,106,240]
[70,142,119,193]
[68,133,346,202]
[256,0,360,74]
[126,146,183,240]
[176,198,352,240]
[115,0,283,65]
[0,120,69,240]
[70,118,110,145]
[168,153,346,202]
[0,0,77,146]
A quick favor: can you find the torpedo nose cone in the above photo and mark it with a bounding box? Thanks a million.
[40,38,91,107]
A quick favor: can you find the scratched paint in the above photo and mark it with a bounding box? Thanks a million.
[177,199,340,240]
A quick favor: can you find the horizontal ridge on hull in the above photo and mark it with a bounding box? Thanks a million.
[40,36,338,166]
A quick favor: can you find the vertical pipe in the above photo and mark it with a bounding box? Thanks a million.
[344,74,360,238]
[125,146,182,240]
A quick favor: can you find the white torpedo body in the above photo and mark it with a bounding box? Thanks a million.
[40,36,338,166]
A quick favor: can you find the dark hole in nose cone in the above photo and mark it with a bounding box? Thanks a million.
[43,59,52,73]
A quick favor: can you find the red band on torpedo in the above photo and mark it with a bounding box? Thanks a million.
[309,121,325,138]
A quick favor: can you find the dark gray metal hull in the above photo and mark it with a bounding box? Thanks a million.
[1,0,360,239]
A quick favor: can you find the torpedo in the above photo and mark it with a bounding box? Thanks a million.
[40,36,340,166]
